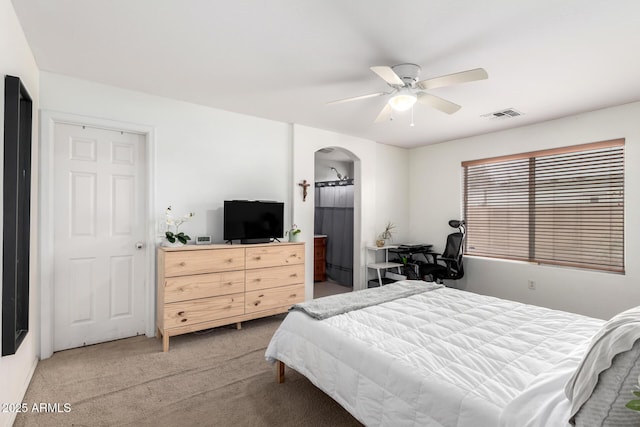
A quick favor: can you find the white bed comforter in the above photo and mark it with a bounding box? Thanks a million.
[265,287,603,427]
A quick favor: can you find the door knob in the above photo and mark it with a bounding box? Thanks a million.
[135,241,144,249]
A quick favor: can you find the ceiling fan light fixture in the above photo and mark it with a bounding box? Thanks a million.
[388,89,417,112]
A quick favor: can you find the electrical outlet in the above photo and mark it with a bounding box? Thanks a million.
[527,280,536,290]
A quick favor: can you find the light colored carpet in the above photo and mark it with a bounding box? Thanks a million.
[15,315,362,427]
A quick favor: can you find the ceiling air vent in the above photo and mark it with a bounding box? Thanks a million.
[482,108,523,119]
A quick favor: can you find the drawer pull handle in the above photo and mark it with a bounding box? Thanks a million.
[254,301,261,306]
[179,262,186,267]
[254,278,261,282]
[290,294,297,298]
[254,256,261,260]
[290,273,297,277]
[181,318,187,323]
[258,294,264,298]
[225,305,232,309]
[227,258,233,263]
[177,311,185,316]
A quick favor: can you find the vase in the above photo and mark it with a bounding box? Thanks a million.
[288,233,300,243]
[161,239,185,248]
[375,239,385,247]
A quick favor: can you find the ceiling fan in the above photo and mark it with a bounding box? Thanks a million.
[327,64,488,123]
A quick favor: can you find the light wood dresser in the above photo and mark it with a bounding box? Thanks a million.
[157,242,304,351]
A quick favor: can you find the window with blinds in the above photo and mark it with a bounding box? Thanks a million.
[462,139,624,273]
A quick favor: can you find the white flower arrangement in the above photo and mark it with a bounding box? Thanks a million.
[164,205,194,244]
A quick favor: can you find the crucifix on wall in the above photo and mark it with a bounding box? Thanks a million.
[298,180,310,201]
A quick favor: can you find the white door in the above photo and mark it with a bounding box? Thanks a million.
[53,123,147,351]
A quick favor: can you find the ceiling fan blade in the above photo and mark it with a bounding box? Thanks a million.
[326,92,388,105]
[370,66,404,86]
[374,103,393,123]
[416,68,488,90]
[417,92,461,114]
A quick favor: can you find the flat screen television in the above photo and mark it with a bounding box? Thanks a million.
[223,200,284,244]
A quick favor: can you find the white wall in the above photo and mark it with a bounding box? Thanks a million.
[0,1,40,426]
[39,73,408,303]
[409,102,640,320]
[39,72,293,243]
[374,142,410,245]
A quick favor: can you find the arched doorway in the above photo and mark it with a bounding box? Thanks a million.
[313,147,356,298]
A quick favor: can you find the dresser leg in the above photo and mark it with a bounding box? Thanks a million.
[276,360,285,383]
[162,334,169,352]
[236,322,242,330]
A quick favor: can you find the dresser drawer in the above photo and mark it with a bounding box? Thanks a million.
[164,270,245,303]
[245,244,304,269]
[245,283,304,314]
[164,293,245,328]
[245,264,304,292]
[164,248,245,277]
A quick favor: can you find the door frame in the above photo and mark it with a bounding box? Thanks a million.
[39,110,156,359]
[312,150,357,293]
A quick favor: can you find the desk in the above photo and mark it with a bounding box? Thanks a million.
[389,244,436,263]
[388,244,436,280]
[366,245,403,287]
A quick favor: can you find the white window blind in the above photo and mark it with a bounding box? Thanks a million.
[462,139,624,273]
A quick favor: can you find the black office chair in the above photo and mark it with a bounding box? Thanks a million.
[421,220,466,283]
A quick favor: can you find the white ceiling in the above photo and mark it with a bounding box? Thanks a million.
[12,0,640,148]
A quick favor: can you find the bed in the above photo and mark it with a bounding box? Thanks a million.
[265,281,640,427]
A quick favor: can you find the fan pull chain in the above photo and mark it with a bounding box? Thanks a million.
[410,104,415,127]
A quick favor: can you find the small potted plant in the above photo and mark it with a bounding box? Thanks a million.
[376,222,395,247]
[627,374,640,412]
[162,206,194,247]
[285,224,302,242]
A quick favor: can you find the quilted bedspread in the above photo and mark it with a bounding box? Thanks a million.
[265,286,604,427]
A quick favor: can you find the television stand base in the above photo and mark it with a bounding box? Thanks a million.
[240,238,271,244]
